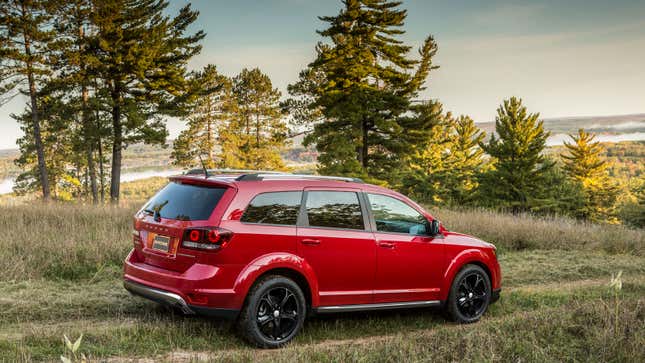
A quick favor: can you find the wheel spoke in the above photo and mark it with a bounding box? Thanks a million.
[280,288,293,309]
[281,310,298,321]
[272,318,281,339]
[257,314,273,326]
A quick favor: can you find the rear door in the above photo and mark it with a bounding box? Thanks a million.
[297,188,376,306]
[135,181,230,272]
[367,193,445,303]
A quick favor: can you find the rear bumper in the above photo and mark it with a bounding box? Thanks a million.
[124,279,239,319]
[123,248,243,313]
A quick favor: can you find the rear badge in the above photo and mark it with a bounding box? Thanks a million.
[152,234,171,252]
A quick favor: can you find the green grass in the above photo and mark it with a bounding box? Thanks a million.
[0,202,643,361]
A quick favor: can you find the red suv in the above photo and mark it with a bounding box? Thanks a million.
[124,171,501,348]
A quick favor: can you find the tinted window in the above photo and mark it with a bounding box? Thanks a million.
[143,182,226,221]
[368,194,428,235]
[241,191,302,225]
[305,191,364,230]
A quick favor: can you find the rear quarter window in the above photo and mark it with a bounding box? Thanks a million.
[143,182,226,221]
[241,191,302,225]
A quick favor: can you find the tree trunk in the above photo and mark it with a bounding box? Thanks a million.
[22,28,50,201]
[98,136,105,203]
[78,19,98,204]
[109,86,122,204]
[360,117,369,170]
[82,85,98,204]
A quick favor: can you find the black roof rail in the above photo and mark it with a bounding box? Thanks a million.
[185,168,287,176]
[235,173,363,183]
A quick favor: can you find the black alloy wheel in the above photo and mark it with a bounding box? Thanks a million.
[446,264,491,323]
[238,275,306,348]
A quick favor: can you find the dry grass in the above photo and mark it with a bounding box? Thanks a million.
[434,207,645,255]
[0,188,643,361]
[0,203,136,281]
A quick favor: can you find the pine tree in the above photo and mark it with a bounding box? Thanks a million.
[289,0,438,182]
[562,129,619,222]
[401,100,453,203]
[48,0,102,202]
[91,0,204,202]
[219,68,288,170]
[0,0,56,200]
[479,97,553,213]
[171,65,230,168]
[444,115,486,204]
[401,104,486,205]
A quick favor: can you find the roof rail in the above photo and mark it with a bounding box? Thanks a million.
[235,173,363,183]
[185,168,288,176]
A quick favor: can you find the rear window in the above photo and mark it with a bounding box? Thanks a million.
[305,191,365,230]
[241,191,302,225]
[143,182,226,221]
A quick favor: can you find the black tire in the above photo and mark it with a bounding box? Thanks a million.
[446,264,491,323]
[237,275,306,348]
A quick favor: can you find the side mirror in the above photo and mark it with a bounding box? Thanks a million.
[428,219,441,236]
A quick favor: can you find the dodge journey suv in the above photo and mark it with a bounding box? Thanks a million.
[124,170,501,348]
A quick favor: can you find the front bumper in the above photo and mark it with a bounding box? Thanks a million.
[124,279,239,319]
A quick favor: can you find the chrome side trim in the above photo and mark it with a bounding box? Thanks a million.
[315,300,441,313]
[123,280,194,314]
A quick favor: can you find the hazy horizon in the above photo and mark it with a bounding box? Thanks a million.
[1,0,644,149]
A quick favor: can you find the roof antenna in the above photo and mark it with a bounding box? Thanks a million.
[198,154,209,179]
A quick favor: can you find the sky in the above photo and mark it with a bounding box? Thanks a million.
[1,0,644,149]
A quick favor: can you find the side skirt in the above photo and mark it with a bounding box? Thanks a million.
[314,300,442,314]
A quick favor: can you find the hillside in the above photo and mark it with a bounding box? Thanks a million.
[0,200,642,361]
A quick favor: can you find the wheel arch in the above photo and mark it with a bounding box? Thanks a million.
[232,252,320,309]
[441,249,495,301]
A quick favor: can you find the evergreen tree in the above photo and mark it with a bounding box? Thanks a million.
[401,100,453,203]
[171,65,230,168]
[402,105,486,205]
[91,0,204,202]
[562,129,619,222]
[13,93,82,200]
[219,68,288,170]
[0,0,55,200]
[289,0,438,182]
[48,0,102,202]
[479,97,553,213]
[444,115,486,204]
[619,176,645,228]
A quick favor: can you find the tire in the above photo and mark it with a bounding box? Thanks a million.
[237,275,307,348]
[446,264,491,323]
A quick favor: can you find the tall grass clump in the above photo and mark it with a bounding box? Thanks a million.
[0,203,138,281]
[433,207,645,255]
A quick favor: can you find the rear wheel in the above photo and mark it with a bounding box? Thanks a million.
[446,264,491,323]
[237,275,306,348]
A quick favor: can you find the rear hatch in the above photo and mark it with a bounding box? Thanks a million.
[133,179,233,273]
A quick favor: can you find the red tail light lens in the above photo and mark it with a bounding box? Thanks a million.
[182,227,233,251]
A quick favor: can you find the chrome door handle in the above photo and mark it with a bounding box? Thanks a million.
[301,239,321,245]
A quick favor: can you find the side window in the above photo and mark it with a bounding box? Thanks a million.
[305,191,365,230]
[367,194,428,235]
[241,191,302,225]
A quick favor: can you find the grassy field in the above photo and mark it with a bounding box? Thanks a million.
[0,200,644,361]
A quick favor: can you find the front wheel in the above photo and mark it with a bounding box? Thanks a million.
[237,275,306,348]
[446,264,491,323]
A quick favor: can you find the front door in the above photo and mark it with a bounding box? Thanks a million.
[367,193,445,303]
[297,189,376,306]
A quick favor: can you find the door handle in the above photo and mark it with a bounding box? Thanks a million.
[378,241,395,249]
[301,238,321,245]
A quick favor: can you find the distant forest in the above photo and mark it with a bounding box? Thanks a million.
[1,0,643,227]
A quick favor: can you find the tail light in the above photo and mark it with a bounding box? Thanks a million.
[182,227,233,251]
